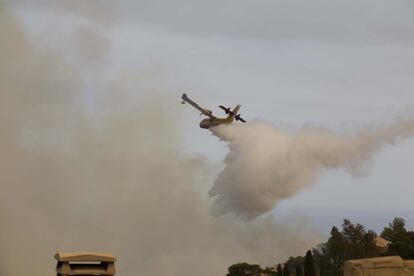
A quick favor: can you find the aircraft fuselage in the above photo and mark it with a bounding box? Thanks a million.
[181,93,245,129]
[199,118,233,129]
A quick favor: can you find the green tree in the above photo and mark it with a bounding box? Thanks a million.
[225,218,409,276]
[285,256,304,276]
[341,219,378,259]
[381,217,406,241]
[387,231,414,259]
[313,219,380,275]
[295,265,303,276]
[382,218,414,259]
[276,264,283,276]
[324,225,345,273]
[304,250,315,276]
[263,266,277,276]
[313,246,339,276]
[226,263,261,276]
[283,264,289,276]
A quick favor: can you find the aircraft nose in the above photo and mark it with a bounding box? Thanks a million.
[199,120,210,129]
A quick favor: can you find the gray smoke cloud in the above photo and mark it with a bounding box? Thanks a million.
[209,118,414,220]
[0,4,319,276]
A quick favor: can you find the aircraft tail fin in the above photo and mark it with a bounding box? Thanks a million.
[227,105,241,119]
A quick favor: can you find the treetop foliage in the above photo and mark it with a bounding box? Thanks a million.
[227,217,414,276]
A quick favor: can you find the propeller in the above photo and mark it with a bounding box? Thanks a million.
[235,114,246,123]
[219,105,246,122]
[219,105,232,115]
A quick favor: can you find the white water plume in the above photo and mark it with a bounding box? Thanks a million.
[210,118,414,220]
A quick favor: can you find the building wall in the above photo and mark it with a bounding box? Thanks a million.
[344,256,414,276]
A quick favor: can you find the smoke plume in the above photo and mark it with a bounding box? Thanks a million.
[210,119,414,219]
[0,4,318,276]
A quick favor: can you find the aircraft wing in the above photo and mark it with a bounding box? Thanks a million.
[181,93,217,119]
[237,116,247,123]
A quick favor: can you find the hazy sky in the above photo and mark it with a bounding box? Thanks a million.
[13,0,414,214]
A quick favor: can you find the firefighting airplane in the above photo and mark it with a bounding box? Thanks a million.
[181,93,246,129]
